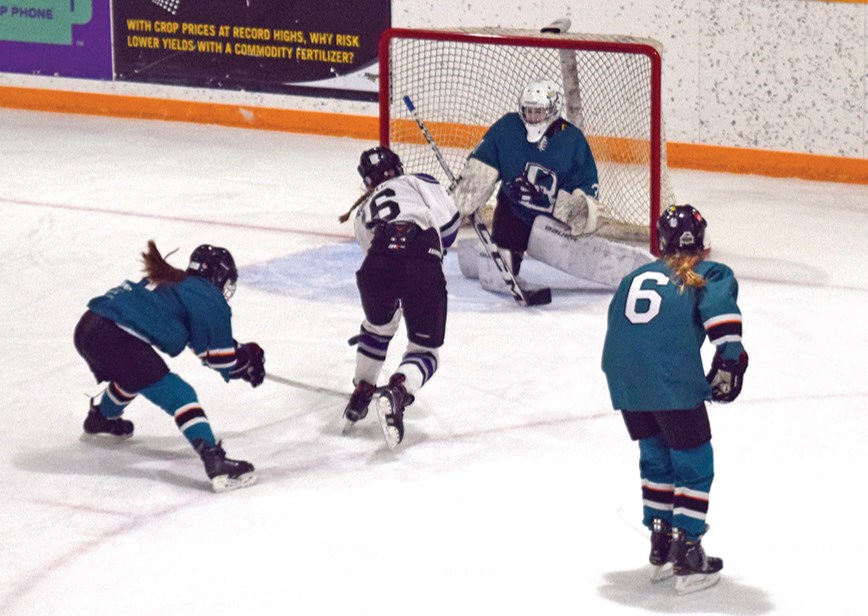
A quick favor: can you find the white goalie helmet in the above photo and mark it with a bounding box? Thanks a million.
[518,80,564,143]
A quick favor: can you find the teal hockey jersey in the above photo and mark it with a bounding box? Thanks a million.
[602,259,744,412]
[87,276,234,360]
[470,112,599,207]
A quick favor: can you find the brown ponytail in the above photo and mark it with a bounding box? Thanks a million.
[664,252,706,292]
[141,240,187,286]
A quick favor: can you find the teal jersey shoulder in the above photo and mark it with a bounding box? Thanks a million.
[87,276,233,357]
[601,259,743,411]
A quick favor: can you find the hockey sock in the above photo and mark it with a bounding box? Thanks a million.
[398,344,439,396]
[173,403,216,446]
[638,434,675,529]
[353,316,400,385]
[98,382,137,419]
[671,441,714,541]
[139,373,216,446]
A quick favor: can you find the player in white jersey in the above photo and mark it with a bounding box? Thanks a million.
[344,146,460,449]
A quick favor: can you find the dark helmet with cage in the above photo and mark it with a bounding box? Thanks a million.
[657,205,708,256]
[186,244,238,300]
[357,146,404,188]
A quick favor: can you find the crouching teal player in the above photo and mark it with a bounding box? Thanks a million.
[602,205,748,594]
[74,241,265,492]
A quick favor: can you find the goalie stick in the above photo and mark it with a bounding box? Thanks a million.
[401,95,551,307]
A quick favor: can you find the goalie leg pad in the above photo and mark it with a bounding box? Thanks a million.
[527,217,654,288]
[456,238,484,279]
[475,253,548,300]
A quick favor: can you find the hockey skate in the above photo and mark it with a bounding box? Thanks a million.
[376,374,409,450]
[82,400,134,439]
[671,528,723,595]
[342,380,377,434]
[193,440,257,492]
[649,518,674,582]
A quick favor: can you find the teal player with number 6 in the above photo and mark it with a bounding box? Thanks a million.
[602,205,749,595]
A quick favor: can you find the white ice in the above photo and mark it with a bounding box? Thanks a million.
[2,108,867,616]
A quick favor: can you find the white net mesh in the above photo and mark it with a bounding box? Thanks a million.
[382,28,677,244]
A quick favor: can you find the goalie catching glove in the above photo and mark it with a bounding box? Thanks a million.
[229,342,266,388]
[706,351,748,402]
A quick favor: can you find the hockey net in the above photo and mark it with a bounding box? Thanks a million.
[379,27,677,249]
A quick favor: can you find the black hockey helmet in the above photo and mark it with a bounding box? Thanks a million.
[358,146,404,188]
[657,205,707,256]
[186,244,238,300]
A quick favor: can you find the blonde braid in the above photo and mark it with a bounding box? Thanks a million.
[664,253,706,292]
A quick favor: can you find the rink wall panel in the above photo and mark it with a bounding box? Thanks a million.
[0,0,865,183]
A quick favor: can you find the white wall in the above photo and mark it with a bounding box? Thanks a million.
[402,0,866,159]
[1,0,865,159]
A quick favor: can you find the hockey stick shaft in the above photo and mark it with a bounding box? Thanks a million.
[264,373,348,398]
[401,96,550,307]
[402,96,458,189]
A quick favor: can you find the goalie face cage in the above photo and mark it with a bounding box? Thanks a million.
[378,27,677,253]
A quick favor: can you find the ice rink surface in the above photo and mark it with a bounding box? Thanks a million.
[2,108,867,615]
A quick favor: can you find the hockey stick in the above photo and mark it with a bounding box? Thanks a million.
[401,96,551,307]
[264,373,348,398]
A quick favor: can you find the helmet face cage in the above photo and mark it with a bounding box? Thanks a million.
[187,245,238,300]
[358,146,404,188]
[657,205,707,256]
[518,80,563,142]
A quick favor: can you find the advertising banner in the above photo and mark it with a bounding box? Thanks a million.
[113,0,390,101]
[0,0,113,79]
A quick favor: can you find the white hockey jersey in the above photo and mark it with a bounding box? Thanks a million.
[354,173,460,254]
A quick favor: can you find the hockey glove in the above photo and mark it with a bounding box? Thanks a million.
[706,351,748,402]
[553,189,600,235]
[503,177,549,209]
[230,342,266,388]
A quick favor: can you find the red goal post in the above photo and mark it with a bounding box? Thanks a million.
[378,27,677,252]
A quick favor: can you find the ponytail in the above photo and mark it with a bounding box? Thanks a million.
[664,253,706,292]
[141,241,187,286]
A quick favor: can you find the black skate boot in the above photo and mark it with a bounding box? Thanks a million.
[649,518,674,582]
[193,440,257,492]
[671,527,723,594]
[343,380,377,423]
[83,400,134,439]
[376,373,411,449]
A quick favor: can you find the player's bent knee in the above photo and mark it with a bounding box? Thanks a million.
[139,372,199,416]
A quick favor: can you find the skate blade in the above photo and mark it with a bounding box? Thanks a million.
[80,432,133,442]
[211,472,257,493]
[376,397,401,450]
[675,571,720,595]
[341,419,357,435]
[650,562,674,583]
